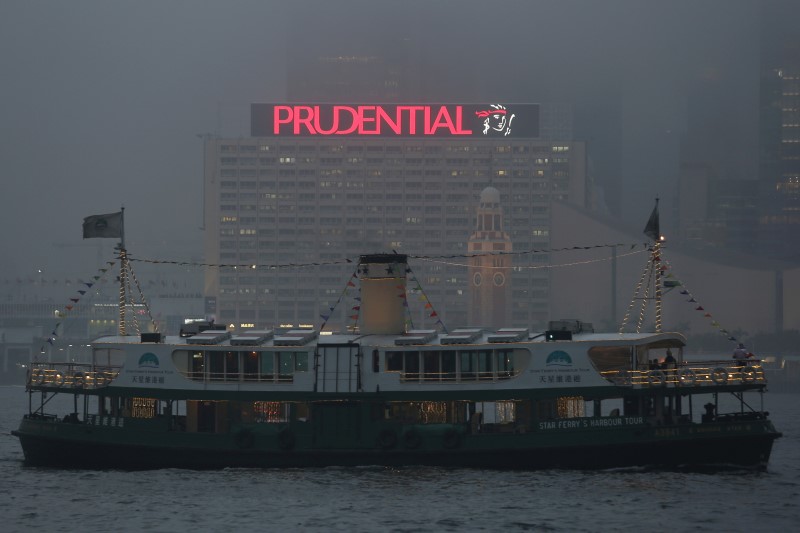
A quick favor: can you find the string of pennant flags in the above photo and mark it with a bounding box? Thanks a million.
[405,263,448,333]
[42,260,117,350]
[124,242,650,271]
[421,246,649,270]
[659,255,741,344]
[318,261,449,334]
[318,266,360,333]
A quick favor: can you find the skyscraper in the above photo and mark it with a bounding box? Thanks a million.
[758,0,800,261]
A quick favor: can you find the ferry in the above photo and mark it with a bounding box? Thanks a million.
[12,253,781,470]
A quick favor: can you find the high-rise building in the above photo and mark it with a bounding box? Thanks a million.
[758,0,800,261]
[203,103,587,332]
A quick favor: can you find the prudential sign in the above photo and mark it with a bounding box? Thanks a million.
[250,103,540,138]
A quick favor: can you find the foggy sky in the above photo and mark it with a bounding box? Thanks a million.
[0,0,782,284]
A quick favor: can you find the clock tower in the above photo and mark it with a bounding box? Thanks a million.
[467,187,512,327]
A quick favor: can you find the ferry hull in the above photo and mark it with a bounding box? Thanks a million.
[13,417,780,471]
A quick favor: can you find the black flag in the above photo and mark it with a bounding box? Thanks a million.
[643,199,660,241]
[83,211,123,239]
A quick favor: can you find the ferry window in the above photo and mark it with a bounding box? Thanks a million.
[171,350,190,375]
[476,351,492,380]
[423,351,440,381]
[225,351,240,381]
[442,352,456,381]
[278,352,294,380]
[294,352,309,372]
[496,401,516,423]
[496,350,515,379]
[130,398,157,419]
[587,346,633,383]
[460,352,477,380]
[254,401,288,423]
[260,352,274,380]
[243,351,259,381]
[191,351,204,380]
[404,352,420,380]
[386,351,403,372]
[538,396,585,419]
[209,352,224,381]
[93,348,126,367]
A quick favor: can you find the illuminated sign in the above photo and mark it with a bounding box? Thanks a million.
[251,103,539,138]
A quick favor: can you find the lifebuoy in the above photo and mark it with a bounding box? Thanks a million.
[235,429,255,449]
[377,429,398,450]
[71,371,85,388]
[741,367,757,383]
[402,429,422,449]
[277,428,295,451]
[647,369,666,387]
[442,428,461,449]
[678,368,697,387]
[711,367,728,385]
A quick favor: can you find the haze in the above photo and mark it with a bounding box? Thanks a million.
[0,0,784,287]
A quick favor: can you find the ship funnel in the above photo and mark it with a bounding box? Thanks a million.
[359,254,408,335]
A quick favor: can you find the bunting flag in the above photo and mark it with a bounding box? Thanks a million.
[121,242,648,271]
[659,254,740,345]
[403,264,448,333]
[319,265,361,332]
[39,252,121,352]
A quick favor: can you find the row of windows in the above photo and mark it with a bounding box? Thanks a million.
[171,347,527,385]
[173,350,309,383]
[385,349,520,382]
[217,170,560,188]
[219,144,569,155]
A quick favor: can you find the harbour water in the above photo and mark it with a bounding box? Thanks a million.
[1,385,798,532]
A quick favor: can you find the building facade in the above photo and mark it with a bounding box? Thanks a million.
[203,103,587,332]
[758,0,800,260]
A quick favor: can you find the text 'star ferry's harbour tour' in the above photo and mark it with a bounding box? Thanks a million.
[13,242,782,470]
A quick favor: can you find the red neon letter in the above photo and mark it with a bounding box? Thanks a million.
[314,105,338,135]
[273,106,293,134]
[424,106,433,135]
[294,106,316,134]
[376,106,401,135]
[336,106,359,135]
[454,106,473,135]
[429,106,456,135]
[403,106,424,135]
[358,106,379,134]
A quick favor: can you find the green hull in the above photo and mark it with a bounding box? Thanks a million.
[14,411,780,470]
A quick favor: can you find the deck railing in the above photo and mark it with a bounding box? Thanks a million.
[601,361,765,388]
[27,362,120,389]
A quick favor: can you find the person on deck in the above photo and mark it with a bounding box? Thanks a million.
[663,349,677,369]
[733,343,749,367]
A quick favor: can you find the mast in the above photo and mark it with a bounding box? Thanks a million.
[619,198,663,333]
[118,207,127,335]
